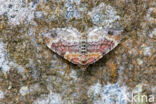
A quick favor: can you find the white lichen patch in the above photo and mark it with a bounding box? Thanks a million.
[0,0,39,25]
[88,3,120,28]
[65,4,79,19]
[141,44,152,56]
[48,0,86,21]
[146,7,156,24]
[0,90,4,99]
[133,84,143,94]
[151,86,156,95]
[0,39,26,73]
[9,62,25,73]
[136,58,143,65]
[33,92,63,104]
[20,84,43,96]
[0,39,10,72]
[88,82,130,104]
[29,83,42,93]
[149,28,156,38]
[69,70,78,81]
[50,0,81,4]
[64,0,81,5]
[19,86,29,96]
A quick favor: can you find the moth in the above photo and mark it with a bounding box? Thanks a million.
[44,27,122,69]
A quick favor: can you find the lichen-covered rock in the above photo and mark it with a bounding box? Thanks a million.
[0,0,155,104]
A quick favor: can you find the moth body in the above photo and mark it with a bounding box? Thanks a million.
[44,27,122,69]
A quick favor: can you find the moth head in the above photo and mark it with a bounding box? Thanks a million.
[108,30,114,35]
[107,29,123,42]
[50,30,59,38]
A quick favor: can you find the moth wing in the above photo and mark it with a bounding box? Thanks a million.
[44,28,82,65]
[86,27,122,65]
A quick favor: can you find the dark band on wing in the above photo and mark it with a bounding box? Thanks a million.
[88,39,114,55]
[51,40,79,56]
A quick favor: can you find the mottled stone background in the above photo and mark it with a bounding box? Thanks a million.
[0,0,155,104]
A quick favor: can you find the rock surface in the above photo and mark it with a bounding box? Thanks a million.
[0,0,155,104]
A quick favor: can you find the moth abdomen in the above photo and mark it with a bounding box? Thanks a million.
[80,35,87,55]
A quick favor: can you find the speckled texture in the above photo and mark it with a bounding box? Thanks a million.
[0,0,155,104]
